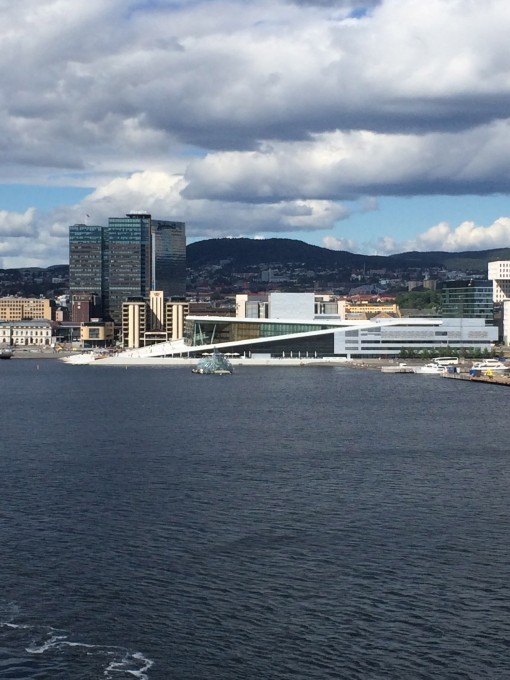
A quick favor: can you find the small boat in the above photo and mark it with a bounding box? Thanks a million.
[0,347,13,360]
[192,350,233,375]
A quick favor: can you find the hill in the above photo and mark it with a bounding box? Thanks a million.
[186,238,510,272]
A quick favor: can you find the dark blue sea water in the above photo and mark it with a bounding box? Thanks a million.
[1,359,509,679]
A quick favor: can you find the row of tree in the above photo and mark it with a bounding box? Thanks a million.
[399,347,496,360]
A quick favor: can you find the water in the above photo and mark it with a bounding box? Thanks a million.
[1,360,509,679]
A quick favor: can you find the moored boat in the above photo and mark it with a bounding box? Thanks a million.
[470,359,509,374]
[381,362,414,373]
[415,362,446,375]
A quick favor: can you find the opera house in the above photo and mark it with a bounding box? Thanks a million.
[119,292,498,361]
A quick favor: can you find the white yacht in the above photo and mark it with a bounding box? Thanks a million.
[415,362,446,375]
[471,359,509,373]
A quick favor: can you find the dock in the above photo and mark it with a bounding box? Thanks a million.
[443,372,510,387]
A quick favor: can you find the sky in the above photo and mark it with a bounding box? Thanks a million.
[2,0,510,267]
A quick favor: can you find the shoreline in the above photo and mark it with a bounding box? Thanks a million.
[7,351,508,386]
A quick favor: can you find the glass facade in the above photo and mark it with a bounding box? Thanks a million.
[184,319,338,347]
[441,280,494,320]
[69,225,103,296]
[151,220,186,298]
[105,215,152,324]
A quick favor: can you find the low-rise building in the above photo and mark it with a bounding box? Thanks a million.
[0,297,53,321]
[80,321,115,348]
[0,319,53,346]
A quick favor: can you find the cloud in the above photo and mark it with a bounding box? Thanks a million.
[409,217,510,252]
[81,170,350,236]
[0,209,35,237]
[182,121,510,203]
[2,0,510,168]
[322,235,359,252]
[338,217,510,256]
[1,0,510,265]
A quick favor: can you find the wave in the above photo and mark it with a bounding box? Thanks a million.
[0,602,153,679]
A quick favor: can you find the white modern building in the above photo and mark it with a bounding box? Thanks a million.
[488,261,510,302]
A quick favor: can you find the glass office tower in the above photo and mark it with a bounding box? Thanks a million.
[105,213,152,325]
[69,224,103,296]
[441,280,494,320]
[69,224,104,321]
[151,220,186,298]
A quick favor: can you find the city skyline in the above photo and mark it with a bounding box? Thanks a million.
[2,0,510,267]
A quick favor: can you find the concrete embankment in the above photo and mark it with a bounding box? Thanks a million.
[11,349,66,360]
[90,355,352,367]
[443,372,510,387]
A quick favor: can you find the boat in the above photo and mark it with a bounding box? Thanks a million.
[470,359,509,374]
[0,347,13,360]
[192,350,233,375]
[380,362,415,374]
[415,362,446,375]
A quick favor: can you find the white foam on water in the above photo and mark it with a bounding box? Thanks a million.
[25,634,68,654]
[105,650,154,679]
[25,632,154,678]
[1,601,154,678]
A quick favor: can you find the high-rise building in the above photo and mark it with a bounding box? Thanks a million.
[69,224,104,323]
[104,213,152,324]
[151,220,186,298]
[69,224,103,297]
[69,213,186,326]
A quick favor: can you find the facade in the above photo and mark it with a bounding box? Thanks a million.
[183,315,497,358]
[80,321,115,348]
[488,260,510,302]
[0,297,53,322]
[122,299,148,349]
[504,300,510,345]
[71,294,102,323]
[104,214,152,325]
[122,295,189,348]
[149,290,165,330]
[69,213,186,326]
[69,224,103,300]
[151,220,186,298]
[440,280,493,320]
[0,320,53,346]
[237,293,400,321]
[344,302,400,318]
